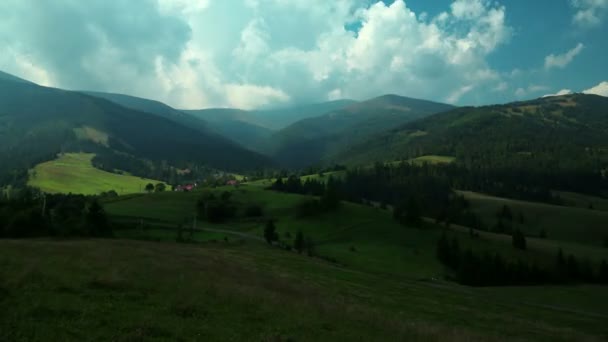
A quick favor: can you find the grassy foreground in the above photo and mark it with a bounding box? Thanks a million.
[1,239,607,341]
[28,153,165,195]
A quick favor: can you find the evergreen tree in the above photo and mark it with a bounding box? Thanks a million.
[86,199,110,237]
[512,229,527,250]
[305,237,315,256]
[294,231,305,254]
[145,183,154,193]
[320,177,341,210]
[264,220,278,244]
[405,197,422,225]
[599,260,608,283]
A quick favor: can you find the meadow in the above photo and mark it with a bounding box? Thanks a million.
[460,191,608,248]
[5,176,607,341]
[27,153,165,195]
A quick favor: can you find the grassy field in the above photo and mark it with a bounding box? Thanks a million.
[2,239,608,341]
[460,191,608,248]
[28,153,165,195]
[4,185,607,340]
[410,155,455,165]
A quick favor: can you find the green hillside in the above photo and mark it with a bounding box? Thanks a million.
[28,153,165,195]
[461,191,608,248]
[83,91,212,135]
[183,100,357,152]
[0,72,273,186]
[270,95,455,168]
[3,238,607,341]
[334,94,608,170]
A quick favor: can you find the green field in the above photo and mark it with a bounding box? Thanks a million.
[410,155,456,165]
[28,153,165,195]
[3,184,608,340]
[2,238,608,341]
[461,191,608,248]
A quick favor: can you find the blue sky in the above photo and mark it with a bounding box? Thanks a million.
[0,0,606,109]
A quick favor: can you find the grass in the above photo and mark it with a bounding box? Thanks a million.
[460,191,608,248]
[5,186,608,340]
[410,155,456,165]
[1,239,607,341]
[27,153,165,195]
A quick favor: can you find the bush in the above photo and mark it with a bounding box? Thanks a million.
[245,204,264,217]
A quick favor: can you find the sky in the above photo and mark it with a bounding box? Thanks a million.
[0,0,607,109]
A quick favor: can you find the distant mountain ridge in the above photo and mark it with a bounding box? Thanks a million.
[0,71,273,185]
[267,95,455,168]
[333,94,608,170]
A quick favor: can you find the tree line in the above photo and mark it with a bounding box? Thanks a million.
[436,233,608,286]
[0,189,112,238]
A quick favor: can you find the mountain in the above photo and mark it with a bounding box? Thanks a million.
[250,99,359,130]
[269,95,455,168]
[0,70,32,84]
[183,100,357,153]
[82,91,210,134]
[184,108,274,153]
[0,72,273,185]
[333,94,608,169]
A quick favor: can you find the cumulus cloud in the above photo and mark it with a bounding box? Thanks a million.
[570,0,608,28]
[583,81,608,96]
[0,0,513,109]
[542,89,573,97]
[544,43,584,70]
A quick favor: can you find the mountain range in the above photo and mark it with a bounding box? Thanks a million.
[1,69,607,186]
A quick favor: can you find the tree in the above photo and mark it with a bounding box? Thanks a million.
[264,220,278,244]
[305,237,315,256]
[294,231,305,254]
[320,177,341,210]
[405,197,422,225]
[155,183,166,192]
[512,229,526,250]
[599,260,608,283]
[86,199,110,237]
[145,183,154,193]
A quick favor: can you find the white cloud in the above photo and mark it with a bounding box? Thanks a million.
[447,85,474,103]
[492,81,508,92]
[583,81,608,96]
[544,43,584,70]
[542,89,573,97]
[0,0,513,108]
[515,84,549,98]
[570,0,608,28]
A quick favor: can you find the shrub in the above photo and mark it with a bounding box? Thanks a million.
[245,204,263,217]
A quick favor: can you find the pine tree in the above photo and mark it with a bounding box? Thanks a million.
[512,229,527,250]
[86,199,110,237]
[294,231,305,254]
[264,220,278,244]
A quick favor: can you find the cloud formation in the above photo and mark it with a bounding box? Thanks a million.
[583,81,608,96]
[570,0,608,28]
[542,89,573,98]
[0,0,513,109]
[544,43,584,70]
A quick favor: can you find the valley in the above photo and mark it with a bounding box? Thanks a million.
[1,67,607,342]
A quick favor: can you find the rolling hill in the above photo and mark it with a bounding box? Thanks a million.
[183,100,358,152]
[334,94,608,169]
[82,91,213,137]
[269,95,455,168]
[0,71,273,187]
[28,153,166,195]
